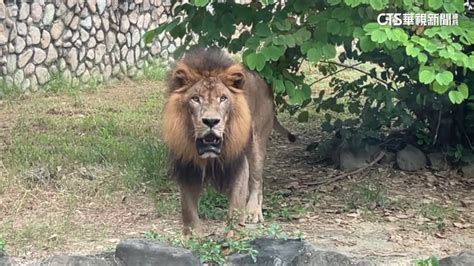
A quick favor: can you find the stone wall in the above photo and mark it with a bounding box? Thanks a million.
[0,0,180,93]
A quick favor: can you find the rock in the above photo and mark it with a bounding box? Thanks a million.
[380,151,396,164]
[80,28,90,42]
[71,31,80,43]
[19,4,30,20]
[67,0,77,8]
[117,33,126,45]
[36,67,49,85]
[93,15,101,29]
[102,15,110,31]
[427,153,448,171]
[7,54,17,73]
[131,30,140,46]
[30,75,38,91]
[440,251,474,266]
[14,70,24,87]
[46,46,58,64]
[396,145,427,171]
[28,26,41,45]
[97,0,107,14]
[64,11,74,26]
[66,48,79,71]
[87,37,97,48]
[17,22,27,36]
[96,30,104,42]
[14,37,26,54]
[0,24,8,45]
[76,63,86,76]
[81,16,93,29]
[126,50,134,66]
[25,63,35,76]
[143,13,151,28]
[70,15,80,30]
[31,3,43,22]
[120,15,130,33]
[87,0,97,12]
[0,251,10,266]
[18,49,33,68]
[95,44,106,63]
[43,4,55,25]
[460,164,474,178]
[51,20,64,40]
[227,238,373,266]
[336,144,381,171]
[33,48,47,64]
[115,239,201,266]
[41,31,51,49]
[0,3,5,19]
[40,253,116,266]
[129,10,139,24]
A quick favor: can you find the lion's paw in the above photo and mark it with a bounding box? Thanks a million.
[246,207,264,224]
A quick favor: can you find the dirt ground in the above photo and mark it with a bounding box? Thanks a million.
[0,80,472,264]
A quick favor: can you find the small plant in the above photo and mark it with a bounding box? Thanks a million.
[137,60,169,81]
[264,192,307,221]
[421,202,458,231]
[141,223,304,265]
[346,180,390,211]
[0,237,6,251]
[415,256,440,266]
[198,188,228,220]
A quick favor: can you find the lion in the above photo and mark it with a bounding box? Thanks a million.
[162,48,295,237]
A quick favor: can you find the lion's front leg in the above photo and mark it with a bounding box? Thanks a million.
[246,142,265,224]
[226,156,249,238]
[179,181,203,237]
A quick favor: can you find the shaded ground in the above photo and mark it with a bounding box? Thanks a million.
[0,79,472,264]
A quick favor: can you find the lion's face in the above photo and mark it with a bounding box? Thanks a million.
[186,77,233,158]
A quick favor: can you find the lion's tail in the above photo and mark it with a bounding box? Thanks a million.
[273,116,296,142]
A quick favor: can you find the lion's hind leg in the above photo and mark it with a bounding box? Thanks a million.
[246,140,266,224]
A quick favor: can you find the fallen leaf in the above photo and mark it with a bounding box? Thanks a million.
[435,232,447,239]
[453,222,472,229]
[384,216,398,222]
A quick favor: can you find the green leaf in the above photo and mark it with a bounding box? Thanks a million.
[449,90,464,104]
[432,81,449,94]
[274,19,292,31]
[359,36,376,52]
[371,30,387,43]
[363,23,380,33]
[406,45,420,57]
[284,35,296,48]
[262,45,285,61]
[143,29,157,44]
[458,83,469,99]
[327,0,342,5]
[255,23,272,37]
[369,0,386,10]
[273,79,286,93]
[307,48,322,62]
[245,53,266,71]
[417,53,428,63]
[428,0,443,9]
[326,19,341,34]
[193,0,209,7]
[419,66,436,84]
[322,44,337,59]
[435,71,454,86]
[293,27,312,45]
[297,111,309,122]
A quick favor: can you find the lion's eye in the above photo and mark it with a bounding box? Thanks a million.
[219,95,228,102]
[191,96,200,103]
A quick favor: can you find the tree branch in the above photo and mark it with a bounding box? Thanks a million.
[309,62,364,86]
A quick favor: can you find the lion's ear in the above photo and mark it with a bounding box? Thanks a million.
[222,64,245,90]
[172,68,189,88]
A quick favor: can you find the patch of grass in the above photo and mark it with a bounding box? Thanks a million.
[6,89,169,192]
[136,60,169,81]
[155,192,180,216]
[199,188,228,220]
[346,180,390,211]
[421,202,458,231]
[44,71,102,95]
[264,191,307,221]
[0,78,22,100]
[143,223,300,264]
[415,256,440,266]
[0,237,5,252]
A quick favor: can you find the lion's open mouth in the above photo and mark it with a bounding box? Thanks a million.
[196,134,222,156]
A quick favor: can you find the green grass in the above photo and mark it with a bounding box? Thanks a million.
[0,236,5,252]
[421,202,458,231]
[345,180,391,211]
[6,88,169,192]
[143,223,302,264]
[415,256,440,266]
[199,188,229,220]
[135,60,169,81]
[264,191,307,221]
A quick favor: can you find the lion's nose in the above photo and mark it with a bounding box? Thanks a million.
[202,118,220,128]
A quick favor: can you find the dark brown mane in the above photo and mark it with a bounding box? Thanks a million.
[167,48,236,91]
